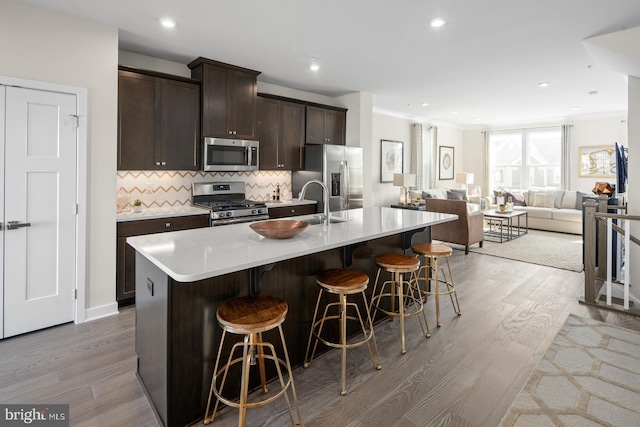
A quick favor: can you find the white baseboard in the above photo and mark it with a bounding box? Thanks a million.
[84,302,119,322]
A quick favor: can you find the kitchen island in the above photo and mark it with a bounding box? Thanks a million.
[127,207,456,427]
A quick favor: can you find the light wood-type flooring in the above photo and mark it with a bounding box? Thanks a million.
[2,251,640,427]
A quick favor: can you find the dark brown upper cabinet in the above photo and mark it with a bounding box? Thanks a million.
[189,57,261,140]
[258,96,305,170]
[117,68,200,170]
[305,105,347,145]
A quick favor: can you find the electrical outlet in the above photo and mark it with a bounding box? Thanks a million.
[145,183,153,194]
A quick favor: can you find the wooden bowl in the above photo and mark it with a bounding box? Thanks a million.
[249,219,308,239]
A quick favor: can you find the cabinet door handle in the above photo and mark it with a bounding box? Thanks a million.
[6,221,31,230]
[161,161,166,166]
[156,161,161,166]
[290,209,295,213]
[165,223,171,228]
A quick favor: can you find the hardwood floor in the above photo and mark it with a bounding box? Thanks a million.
[2,252,639,426]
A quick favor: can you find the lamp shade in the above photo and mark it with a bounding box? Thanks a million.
[393,173,416,187]
[456,172,474,185]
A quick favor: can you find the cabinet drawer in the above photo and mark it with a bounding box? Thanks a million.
[268,204,317,219]
[118,214,210,238]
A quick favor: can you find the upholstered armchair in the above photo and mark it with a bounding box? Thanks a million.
[425,198,484,254]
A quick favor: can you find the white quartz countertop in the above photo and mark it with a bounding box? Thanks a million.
[116,205,210,222]
[127,207,457,282]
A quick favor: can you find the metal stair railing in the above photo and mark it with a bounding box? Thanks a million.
[582,197,640,316]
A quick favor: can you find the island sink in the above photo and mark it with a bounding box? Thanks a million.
[304,215,349,225]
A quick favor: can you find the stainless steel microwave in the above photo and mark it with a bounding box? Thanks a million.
[203,138,259,171]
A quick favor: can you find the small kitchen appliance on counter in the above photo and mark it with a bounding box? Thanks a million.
[192,181,268,226]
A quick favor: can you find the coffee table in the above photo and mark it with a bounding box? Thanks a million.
[484,210,528,243]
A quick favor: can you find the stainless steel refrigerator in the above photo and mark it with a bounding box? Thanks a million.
[292,145,363,213]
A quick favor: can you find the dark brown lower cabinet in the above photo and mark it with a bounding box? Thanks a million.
[268,203,317,219]
[116,214,210,304]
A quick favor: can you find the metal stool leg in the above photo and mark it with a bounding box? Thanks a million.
[277,325,303,426]
[444,256,461,315]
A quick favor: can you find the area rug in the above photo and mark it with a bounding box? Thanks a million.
[499,314,640,426]
[467,229,584,272]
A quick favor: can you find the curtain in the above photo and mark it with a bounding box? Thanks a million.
[410,123,424,190]
[482,130,490,196]
[411,123,437,190]
[561,124,571,189]
[427,126,437,189]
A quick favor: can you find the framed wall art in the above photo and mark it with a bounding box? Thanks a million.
[578,145,616,178]
[439,145,454,180]
[380,139,403,182]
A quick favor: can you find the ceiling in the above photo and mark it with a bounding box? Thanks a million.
[16,0,640,128]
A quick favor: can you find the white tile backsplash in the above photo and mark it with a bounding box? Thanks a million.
[116,170,291,209]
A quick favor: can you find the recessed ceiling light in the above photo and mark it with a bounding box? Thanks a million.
[452,111,459,115]
[588,90,598,96]
[429,17,446,28]
[309,57,320,71]
[572,106,580,110]
[538,82,550,87]
[160,18,176,28]
[421,102,429,107]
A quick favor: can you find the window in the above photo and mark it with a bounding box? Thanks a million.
[489,127,562,191]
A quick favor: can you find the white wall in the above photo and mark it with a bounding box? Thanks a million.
[371,113,414,207]
[462,115,627,194]
[1,0,119,311]
[435,126,465,189]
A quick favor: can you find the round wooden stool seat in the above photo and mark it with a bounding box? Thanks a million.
[305,268,381,395]
[217,295,288,334]
[370,252,430,354]
[316,269,369,294]
[412,243,461,327]
[411,243,452,257]
[374,253,420,272]
[206,294,302,426]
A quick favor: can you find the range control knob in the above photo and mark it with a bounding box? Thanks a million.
[251,209,257,214]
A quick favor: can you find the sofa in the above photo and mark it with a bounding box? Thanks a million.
[424,198,485,254]
[493,189,585,235]
[411,188,492,213]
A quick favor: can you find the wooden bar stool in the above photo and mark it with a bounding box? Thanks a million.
[412,243,461,327]
[204,295,302,426]
[304,268,382,395]
[370,253,430,354]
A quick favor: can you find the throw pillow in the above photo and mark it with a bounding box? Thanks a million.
[447,190,464,201]
[561,191,577,209]
[449,189,468,201]
[533,192,555,208]
[575,191,590,210]
[506,191,526,206]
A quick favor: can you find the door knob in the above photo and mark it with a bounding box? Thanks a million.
[7,221,31,230]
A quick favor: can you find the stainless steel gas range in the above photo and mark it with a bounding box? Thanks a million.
[192,181,269,226]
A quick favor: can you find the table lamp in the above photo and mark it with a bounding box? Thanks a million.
[456,172,474,193]
[393,173,416,205]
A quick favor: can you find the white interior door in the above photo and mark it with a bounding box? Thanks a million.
[3,86,77,338]
[0,85,5,338]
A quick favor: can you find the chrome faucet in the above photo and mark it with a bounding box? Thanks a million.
[298,179,330,226]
